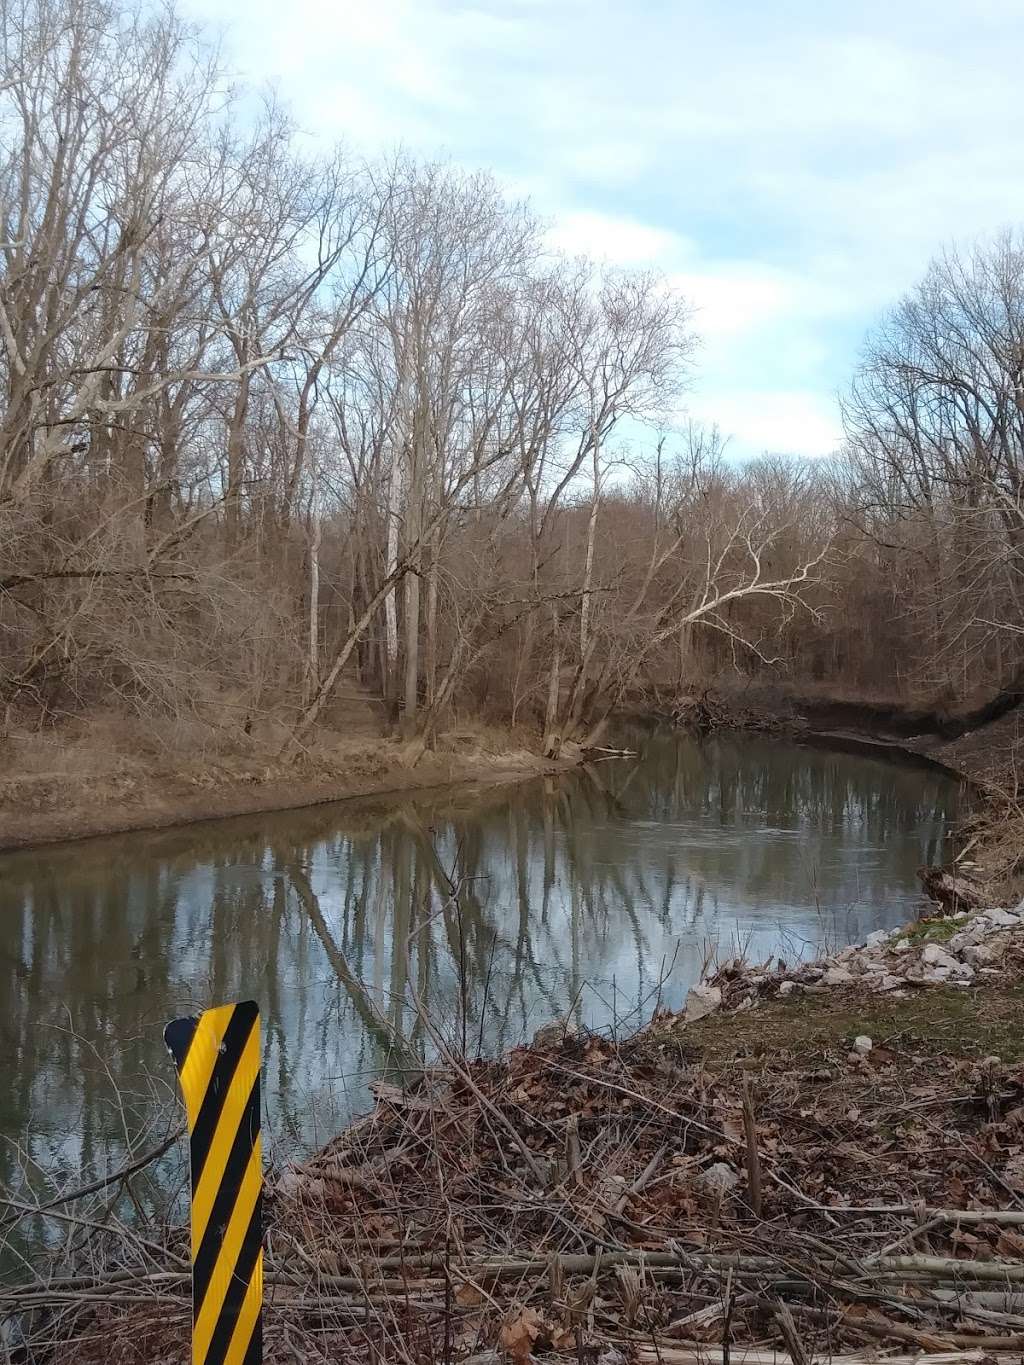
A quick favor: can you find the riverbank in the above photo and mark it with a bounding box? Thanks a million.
[0,718,580,853]
[11,902,1024,1364]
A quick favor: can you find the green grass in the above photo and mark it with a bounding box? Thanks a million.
[902,915,964,945]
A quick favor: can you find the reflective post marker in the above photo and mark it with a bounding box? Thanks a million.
[165,1000,263,1365]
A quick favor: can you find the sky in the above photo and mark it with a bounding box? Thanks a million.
[181,0,1024,461]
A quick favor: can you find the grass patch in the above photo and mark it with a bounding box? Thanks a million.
[902,915,964,944]
[673,983,1024,1069]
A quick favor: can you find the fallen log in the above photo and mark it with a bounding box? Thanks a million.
[918,865,987,914]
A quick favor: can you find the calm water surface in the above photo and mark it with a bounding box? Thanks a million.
[0,728,959,1195]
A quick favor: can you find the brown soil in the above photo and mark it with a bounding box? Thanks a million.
[0,712,577,853]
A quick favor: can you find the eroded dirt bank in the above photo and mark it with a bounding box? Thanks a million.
[3,677,1013,856]
[0,725,579,853]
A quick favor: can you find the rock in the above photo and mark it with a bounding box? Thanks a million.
[922,943,959,970]
[802,966,824,982]
[865,929,890,949]
[949,926,985,952]
[922,965,952,984]
[872,973,906,992]
[778,980,799,997]
[963,942,1003,966]
[894,938,911,952]
[823,966,854,986]
[532,1015,579,1047]
[697,1162,740,1196]
[684,983,722,1023]
[980,908,1019,928]
[853,1035,872,1054]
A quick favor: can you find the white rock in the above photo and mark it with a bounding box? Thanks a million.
[697,1162,740,1196]
[923,965,952,983]
[853,1035,873,1054]
[894,938,911,952]
[684,983,722,1023]
[962,942,1000,966]
[778,980,799,997]
[922,943,958,969]
[948,929,981,952]
[980,908,1019,928]
[865,930,890,949]
[824,966,855,986]
[873,973,906,992]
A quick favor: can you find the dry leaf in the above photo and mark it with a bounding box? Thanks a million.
[455,1283,486,1307]
[498,1306,545,1363]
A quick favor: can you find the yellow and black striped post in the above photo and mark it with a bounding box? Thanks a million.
[165,1000,263,1365]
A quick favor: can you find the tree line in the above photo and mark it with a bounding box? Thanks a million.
[3,0,1022,764]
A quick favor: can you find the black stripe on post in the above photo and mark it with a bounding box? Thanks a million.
[189,1002,258,1188]
[165,1000,263,1365]
[191,1075,260,1314]
[204,1198,263,1365]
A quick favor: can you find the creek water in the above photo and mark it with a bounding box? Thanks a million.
[0,726,959,1205]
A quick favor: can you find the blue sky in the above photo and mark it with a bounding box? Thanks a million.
[183,0,1024,460]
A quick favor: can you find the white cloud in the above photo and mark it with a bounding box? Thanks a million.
[547,211,688,266]
[179,0,1024,458]
[687,390,843,461]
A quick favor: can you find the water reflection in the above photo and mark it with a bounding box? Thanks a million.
[0,729,958,1197]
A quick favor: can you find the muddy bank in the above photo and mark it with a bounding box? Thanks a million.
[702,677,1024,745]
[664,679,1024,791]
[0,734,579,854]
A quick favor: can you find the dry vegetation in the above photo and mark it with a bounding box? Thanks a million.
[10,935,1024,1364]
[6,0,1024,841]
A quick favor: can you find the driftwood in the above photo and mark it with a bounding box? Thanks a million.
[918,864,988,914]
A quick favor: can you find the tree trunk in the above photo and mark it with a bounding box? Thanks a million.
[305,512,321,706]
[402,563,420,739]
[542,617,562,758]
[383,446,403,705]
[579,436,600,659]
[225,369,250,550]
[424,531,439,708]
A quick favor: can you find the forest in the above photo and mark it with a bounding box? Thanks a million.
[4,0,1024,777]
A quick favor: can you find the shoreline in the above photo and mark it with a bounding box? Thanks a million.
[0,746,581,856]
[0,697,983,857]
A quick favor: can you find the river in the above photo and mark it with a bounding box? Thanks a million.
[0,726,958,1202]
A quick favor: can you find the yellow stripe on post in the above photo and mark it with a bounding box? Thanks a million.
[165,1000,263,1365]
